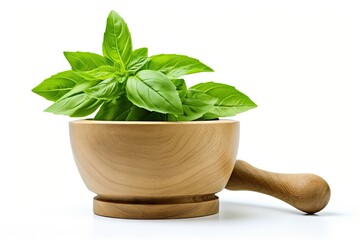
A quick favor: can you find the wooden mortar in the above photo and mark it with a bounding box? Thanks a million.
[69,120,330,219]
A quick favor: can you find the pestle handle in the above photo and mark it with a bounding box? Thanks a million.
[225,160,331,214]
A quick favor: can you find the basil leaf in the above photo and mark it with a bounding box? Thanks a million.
[58,80,100,101]
[63,52,110,71]
[126,105,153,121]
[45,80,102,116]
[45,93,102,117]
[32,10,258,121]
[168,89,217,121]
[84,77,122,100]
[127,48,149,74]
[74,66,117,80]
[94,97,133,120]
[126,70,183,114]
[143,112,167,121]
[95,96,166,121]
[190,82,257,118]
[32,71,82,101]
[102,10,132,69]
[171,79,187,99]
[127,58,148,75]
[126,106,166,121]
[147,54,213,78]
[130,47,148,60]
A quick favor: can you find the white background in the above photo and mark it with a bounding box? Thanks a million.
[1,0,359,239]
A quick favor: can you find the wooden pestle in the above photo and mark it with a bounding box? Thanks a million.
[225,160,331,214]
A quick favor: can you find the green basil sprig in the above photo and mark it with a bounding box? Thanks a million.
[32,10,256,120]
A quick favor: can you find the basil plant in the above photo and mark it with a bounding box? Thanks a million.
[32,11,256,121]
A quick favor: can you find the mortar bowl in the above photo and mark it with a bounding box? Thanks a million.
[70,120,239,219]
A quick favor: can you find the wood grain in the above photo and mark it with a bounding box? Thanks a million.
[93,195,219,219]
[225,160,331,214]
[69,120,239,219]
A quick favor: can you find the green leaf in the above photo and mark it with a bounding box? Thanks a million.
[63,52,110,71]
[142,112,167,121]
[126,105,154,121]
[94,97,133,120]
[74,66,117,80]
[32,10,258,121]
[102,10,132,69]
[147,54,213,78]
[127,48,149,75]
[126,70,183,114]
[84,77,122,100]
[32,71,83,101]
[58,80,100,101]
[127,58,148,75]
[45,93,102,117]
[168,89,217,121]
[94,96,166,121]
[45,79,102,117]
[190,82,257,118]
[130,47,148,60]
[171,79,187,99]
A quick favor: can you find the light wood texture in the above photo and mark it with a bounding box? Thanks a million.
[69,120,239,219]
[225,160,331,214]
[70,120,330,218]
[93,195,219,219]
